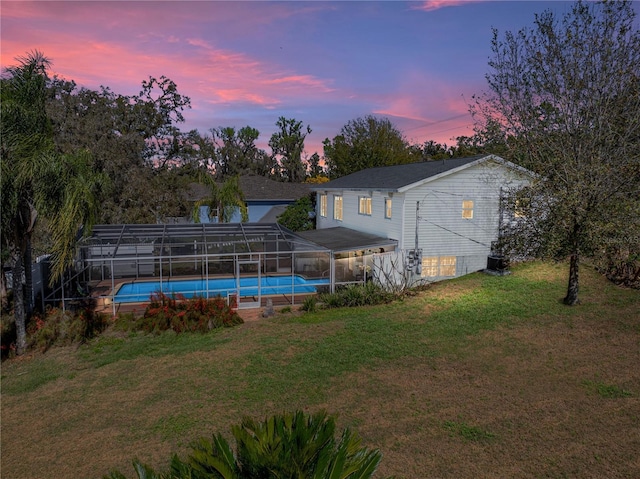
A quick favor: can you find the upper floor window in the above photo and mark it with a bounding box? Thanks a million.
[358,196,372,216]
[385,198,392,219]
[514,198,530,218]
[319,194,327,217]
[462,200,474,219]
[334,195,343,221]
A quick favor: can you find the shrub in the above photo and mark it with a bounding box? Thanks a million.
[126,292,243,334]
[27,307,112,352]
[106,410,390,479]
[319,282,396,309]
[301,295,317,312]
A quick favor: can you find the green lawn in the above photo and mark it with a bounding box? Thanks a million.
[1,261,639,478]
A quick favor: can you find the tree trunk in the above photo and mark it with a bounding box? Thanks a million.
[24,236,34,318]
[563,254,580,306]
[11,251,27,355]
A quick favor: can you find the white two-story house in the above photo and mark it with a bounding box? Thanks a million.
[308,154,532,284]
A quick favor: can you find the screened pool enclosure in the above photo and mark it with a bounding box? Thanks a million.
[70,223,334,315]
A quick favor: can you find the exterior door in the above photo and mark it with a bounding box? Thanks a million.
[236,260,261,309]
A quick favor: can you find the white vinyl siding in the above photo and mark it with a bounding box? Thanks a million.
[402,161,530,274]
[315,157,531,282]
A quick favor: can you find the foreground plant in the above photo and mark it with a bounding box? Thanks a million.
[106,410,390,479]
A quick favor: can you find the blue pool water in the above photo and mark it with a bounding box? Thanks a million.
[114,275,329,303]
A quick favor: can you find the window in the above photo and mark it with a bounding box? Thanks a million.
[440,256,456,276]
[333,195,343,221]
[385,198,392,219]
[514,198,530,218]
[319,194,327,217]
[358,196,372,215]
[421,256,457,278]
[462,200,474,219]
[422,257,439,277]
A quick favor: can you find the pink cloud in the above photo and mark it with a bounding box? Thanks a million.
[369,71,477,145]
[411,1,478,12]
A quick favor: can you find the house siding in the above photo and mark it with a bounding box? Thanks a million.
[403,161,529,278]
[316,158,531,282]
[317,190,404,243]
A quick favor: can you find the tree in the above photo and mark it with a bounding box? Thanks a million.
[269,117,311,182]
[211,125,273,179]
[192,175,248,223]
[1,51,104,354]
[1,51,52,354]
[323,115,413,178]
[46,75,191,223]
[474,0,640,305]
[277,193,316,231]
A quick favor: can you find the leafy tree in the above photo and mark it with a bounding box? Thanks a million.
[323,115,413,178]
[193,175,248,223]
[269,117,311,182]
[1,51,104,354]
[474,0,640,304]
[106,410,388,479]
[212,126,273,179]
[277,193,316,231]
[46,75,191,223]
[307,151,325,177]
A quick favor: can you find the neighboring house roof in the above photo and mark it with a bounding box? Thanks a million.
[311,154,530,193]
[188,175,312,202]
[239,175,312,201]
[297,227,397,253]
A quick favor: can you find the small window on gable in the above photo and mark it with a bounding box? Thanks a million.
[319,194,327,217]
[462,200,474,219]
[334,195,343,221]
[385,198,392,219]
[358,196,372,216]
[514,198,530,218]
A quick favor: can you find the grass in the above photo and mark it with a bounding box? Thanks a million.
[443,420,496,442]
[1,261,639,479]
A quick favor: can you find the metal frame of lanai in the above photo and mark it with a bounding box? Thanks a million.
[51,223,333,315]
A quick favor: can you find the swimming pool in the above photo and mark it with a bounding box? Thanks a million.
[113,275,330,303]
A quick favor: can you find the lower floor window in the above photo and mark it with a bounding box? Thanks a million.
[421,255,457,278]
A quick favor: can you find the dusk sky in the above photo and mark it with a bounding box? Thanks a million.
[2,1,582,156]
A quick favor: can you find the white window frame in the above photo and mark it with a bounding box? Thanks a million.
[333,195,343,221]
[385,198,392,219]
[358,196,372,216]
[462,200,474,219]
[421,256,457,278]
[319,194,327,217]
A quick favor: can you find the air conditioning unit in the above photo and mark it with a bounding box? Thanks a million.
[487,255,509,273]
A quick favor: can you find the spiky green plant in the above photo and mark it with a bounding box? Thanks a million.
[106,410,389,479]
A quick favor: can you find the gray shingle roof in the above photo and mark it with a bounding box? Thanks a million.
[313,155,489,191]
[296,227,397,253]
[188,175,312,201]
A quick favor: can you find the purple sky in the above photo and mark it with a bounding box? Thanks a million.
[2,1,575,156]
